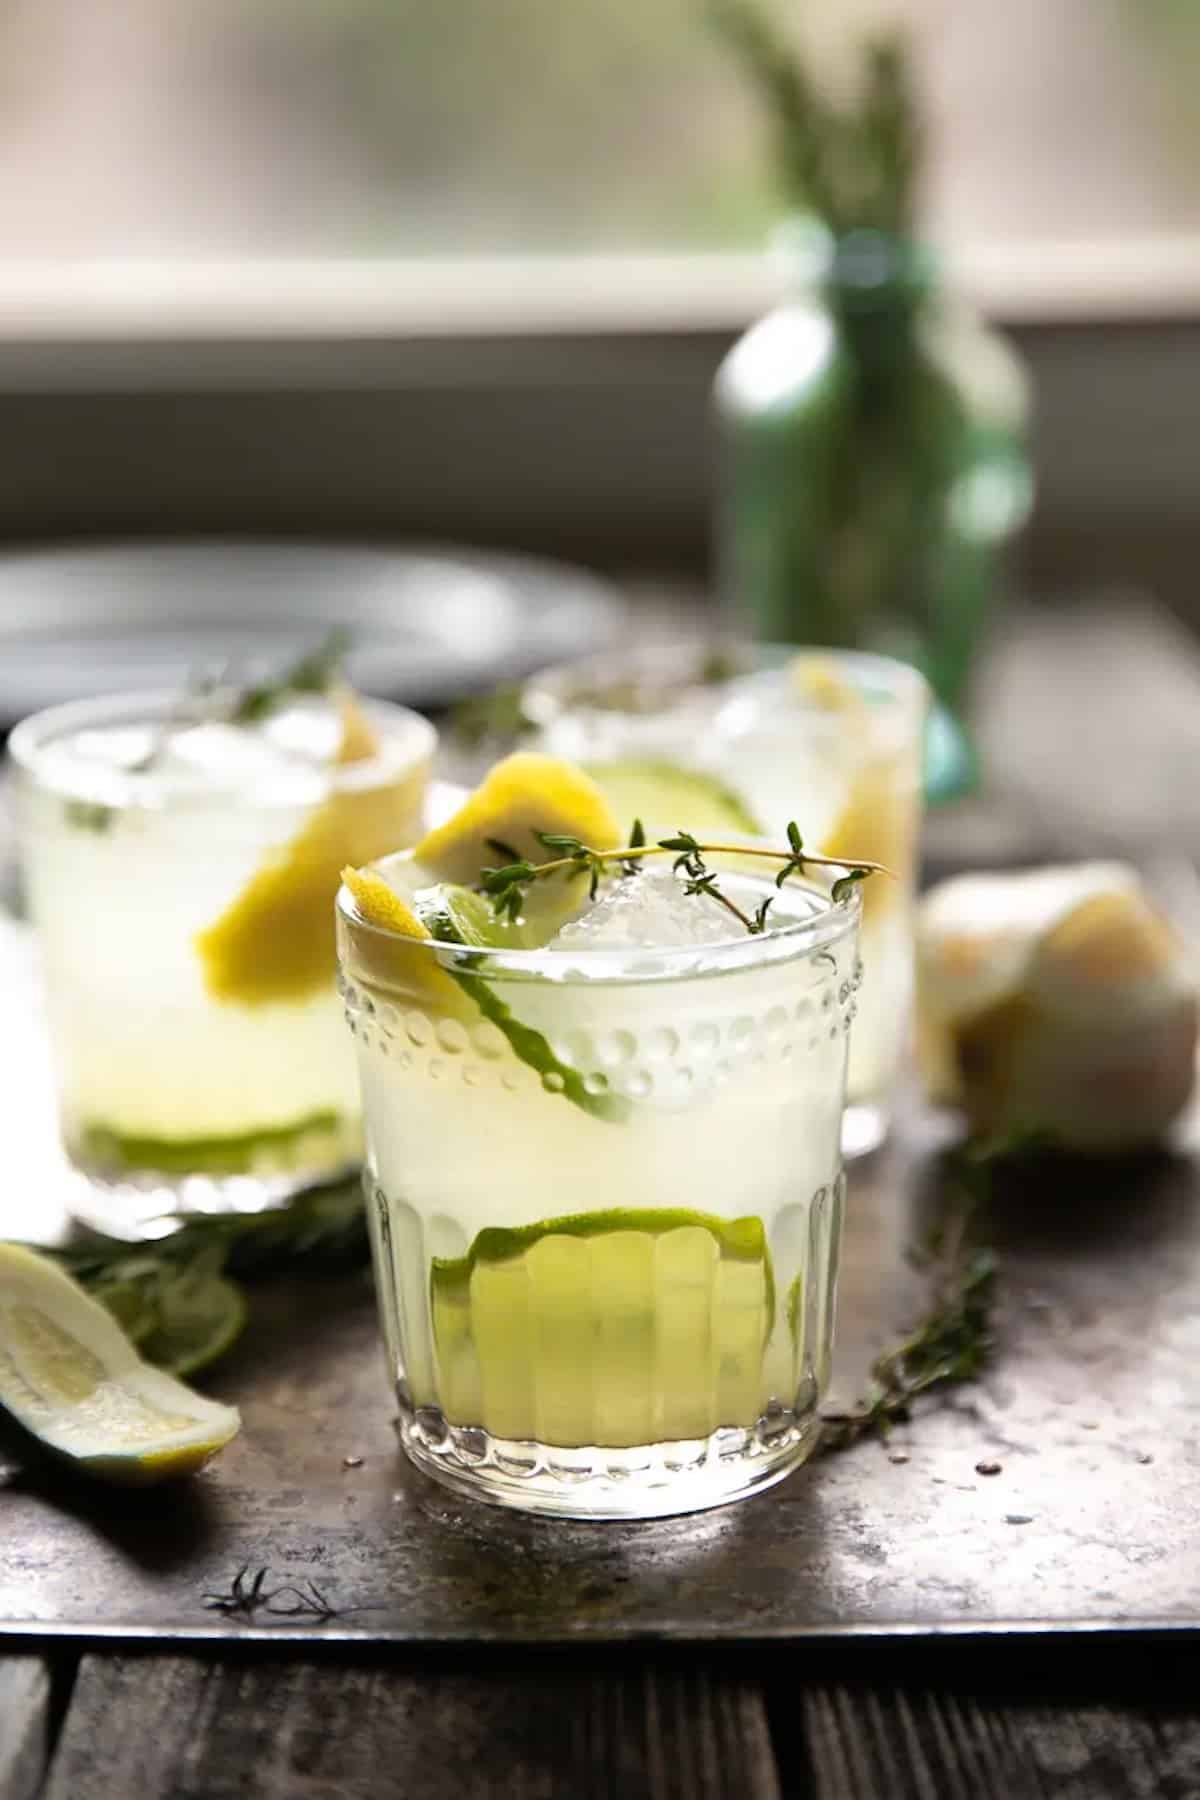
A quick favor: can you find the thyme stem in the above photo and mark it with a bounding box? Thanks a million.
[508,840,889,886]
[480,826,887,936]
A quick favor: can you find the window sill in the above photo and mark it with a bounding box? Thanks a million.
[0,233,1197,367]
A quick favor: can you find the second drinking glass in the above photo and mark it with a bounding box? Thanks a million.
[524,646,928,1155]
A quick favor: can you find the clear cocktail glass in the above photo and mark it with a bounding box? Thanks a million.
[524,645,927,1155]
[10,688,435,1228]
[338,851,860,1519]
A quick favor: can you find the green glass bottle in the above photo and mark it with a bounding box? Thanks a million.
[716,221,1033,724]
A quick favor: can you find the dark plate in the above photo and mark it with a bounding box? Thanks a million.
[0,541,622,721]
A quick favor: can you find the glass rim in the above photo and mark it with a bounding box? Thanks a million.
[521,642,929,727]
[336,854,862,988]
[7,687,438,812]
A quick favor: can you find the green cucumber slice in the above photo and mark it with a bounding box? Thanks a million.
[423,904,630,1126]
[585,760,761,839]
[430,1206,774,1447]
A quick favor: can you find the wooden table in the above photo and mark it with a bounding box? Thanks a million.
[6,596,1200,1798]
[8,1636,1200,1796]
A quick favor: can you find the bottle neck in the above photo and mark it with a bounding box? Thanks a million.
[772,217,937,331]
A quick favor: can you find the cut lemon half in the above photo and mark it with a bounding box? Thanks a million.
[197,693,429,1007]
[0,1244,241,1484]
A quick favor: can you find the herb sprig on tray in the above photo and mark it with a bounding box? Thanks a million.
[49,1180,367,1375]
[481,821,884,937]
[819,1141,1010,1453]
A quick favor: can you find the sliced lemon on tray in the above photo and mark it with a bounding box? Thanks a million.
[0,1244,241,1484]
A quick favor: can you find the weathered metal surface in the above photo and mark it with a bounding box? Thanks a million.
[6,592,1200,1648]
[2,1099,1198,1646]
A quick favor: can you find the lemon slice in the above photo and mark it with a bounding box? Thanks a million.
[339,865,473,1018]
[197,694,428,1007]
[341,865,428,939]
[787,654,868,714]
[413,751,620,884]
[332,683,380,765]
[822,759,913,925]
[585,759,760,840]
[0,1244,241,1483]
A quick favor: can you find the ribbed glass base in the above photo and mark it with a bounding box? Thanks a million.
[63,1158,358,1239]
[396,1395,825,1520]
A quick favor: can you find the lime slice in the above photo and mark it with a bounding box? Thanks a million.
[0,1244,241,1483]
[585,759,760,840]
[79,1110,346,1177]
[437,883,544,952]
[430,1207,773,1447]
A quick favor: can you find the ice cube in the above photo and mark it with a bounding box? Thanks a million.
[159,721,303,787]
[550,867,754,952]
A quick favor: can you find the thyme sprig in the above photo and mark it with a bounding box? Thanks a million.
[51,1179,368,1375]
[203,1564,369,1623]
[480,821,883,936]
[63,631,356,826]
[820,1145,1001,1453]
[230,627,351,725]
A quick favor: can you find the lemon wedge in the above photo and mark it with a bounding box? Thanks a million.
[340,865,428,939]
[197,692,429,1007]
[787,654,867,714]
[332,683,380,766]
[413,751,620,884]
[0,1244,241,1484]
[339,865,474,1018]
[822,758,914,925]
[785,655,911,922]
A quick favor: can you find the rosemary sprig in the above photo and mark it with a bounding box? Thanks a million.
[230,628,351,725]
[820,1145,1001,1453]
[480,822,883,936]
[50,1179,368,1375]
[449,682,536,750]
[62,632,357,826]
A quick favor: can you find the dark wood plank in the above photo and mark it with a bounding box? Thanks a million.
[797,1682,1200,1800]
[0,1658,53,1800]
[43,1655,780,1800]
